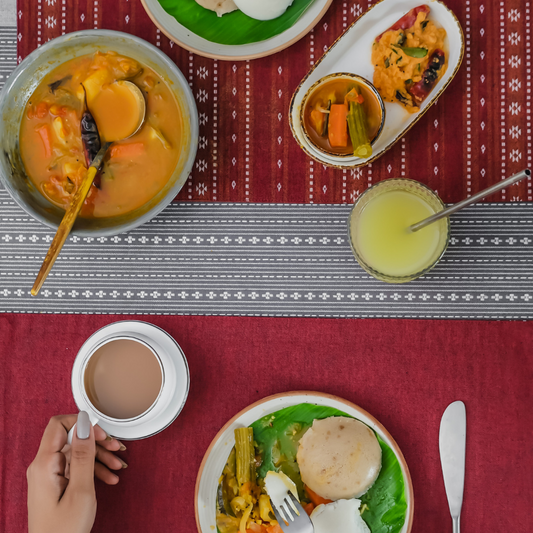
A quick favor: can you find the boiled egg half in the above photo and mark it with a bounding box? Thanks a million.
[311,499,371,533]
[232,0,294,20]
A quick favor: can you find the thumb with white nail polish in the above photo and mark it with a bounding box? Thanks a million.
[76,410,91,439]
[62,411,97,531]
[69,412,96,491]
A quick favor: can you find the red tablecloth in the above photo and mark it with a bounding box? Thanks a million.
[6,2,533,532]
[16,0,532,204]
[1,314,532,532]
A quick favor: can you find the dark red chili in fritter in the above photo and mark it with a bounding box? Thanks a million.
[375,5,430,42]
[408,49,446,105]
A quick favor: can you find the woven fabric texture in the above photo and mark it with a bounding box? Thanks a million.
[14,0,533,204]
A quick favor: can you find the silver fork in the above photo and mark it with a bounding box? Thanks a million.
[271,492,314,533]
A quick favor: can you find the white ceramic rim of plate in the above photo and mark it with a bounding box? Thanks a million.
[194,391,414,533]
[289,0,465,169]
[140,0,333,60]
[71,320,190,440]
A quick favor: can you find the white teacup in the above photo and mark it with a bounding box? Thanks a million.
[68,321,189,442]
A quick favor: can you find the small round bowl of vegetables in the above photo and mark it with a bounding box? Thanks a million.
[299,72,385,163]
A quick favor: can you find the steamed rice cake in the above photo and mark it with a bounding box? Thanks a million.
[296,417,382,500]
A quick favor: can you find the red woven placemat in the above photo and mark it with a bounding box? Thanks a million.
[15,0,531,204]
[1,314,532,532]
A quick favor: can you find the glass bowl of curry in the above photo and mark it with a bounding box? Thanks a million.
[0,30,198,236]
[300,73,385,160]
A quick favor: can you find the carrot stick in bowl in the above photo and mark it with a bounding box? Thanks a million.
[328,103,349,147]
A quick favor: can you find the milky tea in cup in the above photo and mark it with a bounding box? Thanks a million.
[83,338,163,420]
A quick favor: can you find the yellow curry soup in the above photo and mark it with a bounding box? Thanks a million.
[19,51,183,218]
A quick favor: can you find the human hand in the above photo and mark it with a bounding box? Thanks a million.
[27,412,128,533]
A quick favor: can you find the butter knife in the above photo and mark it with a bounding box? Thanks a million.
[439,401,466,533]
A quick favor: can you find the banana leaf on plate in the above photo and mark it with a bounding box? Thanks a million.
[250,403,408,533]
[157,0,317,45]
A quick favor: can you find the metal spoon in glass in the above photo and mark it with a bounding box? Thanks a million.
[410,168,531,233]
[31,81,146,296]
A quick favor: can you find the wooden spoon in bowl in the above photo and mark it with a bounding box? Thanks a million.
[31,81,146,296]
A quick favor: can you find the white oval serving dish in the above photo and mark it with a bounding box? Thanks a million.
[289,0,464,169]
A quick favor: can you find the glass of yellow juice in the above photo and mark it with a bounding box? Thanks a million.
[348,179,450,283]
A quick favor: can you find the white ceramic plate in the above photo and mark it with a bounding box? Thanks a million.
[290,0,464,169]
[140,0,333,60]
[195,391,414,533]
[71,321,190,440]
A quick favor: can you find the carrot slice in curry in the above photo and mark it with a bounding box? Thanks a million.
[36,125,52,159]
[109,142,145,159]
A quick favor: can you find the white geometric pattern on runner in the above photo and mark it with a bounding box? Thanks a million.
[0,27,17,91]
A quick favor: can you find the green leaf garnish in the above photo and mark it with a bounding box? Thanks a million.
[402,47,428,58]
[157,0,316,45]
[250,403,408,533]
[385,57,390,68]
[421,20,429,30]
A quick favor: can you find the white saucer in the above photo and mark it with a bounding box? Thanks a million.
[71,321,190,440]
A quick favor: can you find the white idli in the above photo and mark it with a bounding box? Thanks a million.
[296,417,382,500]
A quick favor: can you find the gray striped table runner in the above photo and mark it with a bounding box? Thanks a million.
[0,26,16,88]
[1,191,532,319]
